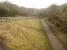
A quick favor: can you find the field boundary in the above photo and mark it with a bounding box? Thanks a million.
[41,19,65,50]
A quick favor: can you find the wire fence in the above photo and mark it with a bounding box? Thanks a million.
[0,16,36,24]
[0,17,23,23]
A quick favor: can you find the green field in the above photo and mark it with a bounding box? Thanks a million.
[0,17,53,50]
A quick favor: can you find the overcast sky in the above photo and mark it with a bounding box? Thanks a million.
[0,0,67,8]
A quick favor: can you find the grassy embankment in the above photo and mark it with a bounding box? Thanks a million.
[47,20,67,49]
[0,17,53,50]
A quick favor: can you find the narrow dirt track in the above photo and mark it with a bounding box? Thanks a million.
[41,19,66,50]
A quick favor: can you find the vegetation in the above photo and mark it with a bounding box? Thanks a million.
[0,17,53,50]
[39,4,67,49]
[0,2,39,17]
[0,1,67,50]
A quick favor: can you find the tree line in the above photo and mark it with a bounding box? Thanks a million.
[0,1,67,34]
[39,3,67,35]
[0,2,39,17]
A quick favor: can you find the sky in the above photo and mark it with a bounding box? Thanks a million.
[0,0,67,8]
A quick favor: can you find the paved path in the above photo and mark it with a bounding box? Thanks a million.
[41,19,66,50]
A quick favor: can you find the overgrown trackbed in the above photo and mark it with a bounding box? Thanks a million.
[41,19,66,50]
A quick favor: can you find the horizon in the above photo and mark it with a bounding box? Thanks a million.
[0,0,67,9]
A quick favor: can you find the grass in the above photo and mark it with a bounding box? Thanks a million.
[0,17,53,50]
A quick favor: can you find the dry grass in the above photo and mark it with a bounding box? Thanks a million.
[0,17,53,50]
